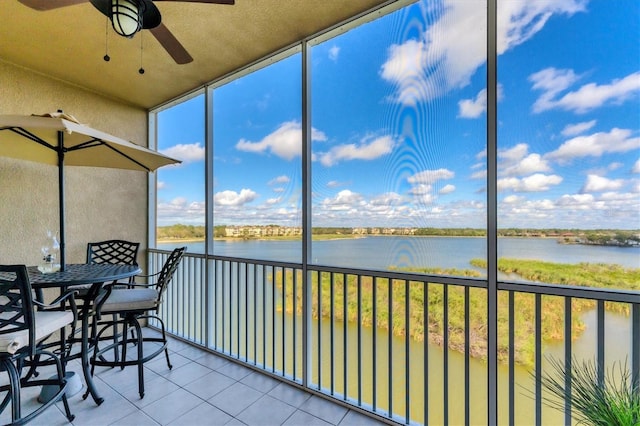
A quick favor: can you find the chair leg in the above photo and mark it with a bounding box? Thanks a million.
[121,320,129,370]
[2,359,22,423]
[90,319,119,377]
[164,347,172,371]
[52,351,75,422]
[158,318,172,370]
[111,314,120,365]
[0,390,11,418]
[21,354,40,381]
[131,318,145,398]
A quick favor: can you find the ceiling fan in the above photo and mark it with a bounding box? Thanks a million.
[18,0,235,64]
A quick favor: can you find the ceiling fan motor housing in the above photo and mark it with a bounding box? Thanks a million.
[91,0,162,38]
[112,0,143,37]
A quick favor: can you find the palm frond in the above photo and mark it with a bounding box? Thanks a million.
[533,356,640,426]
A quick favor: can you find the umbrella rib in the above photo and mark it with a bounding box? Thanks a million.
[104,144,152,171]
[2,127,57,151]
[65,138,103,151]
[68,139,152,171]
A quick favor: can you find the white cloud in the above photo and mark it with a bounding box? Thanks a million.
[157,181,166,190]
[161,142,205,164]
[370,192,405,206]
[407,168,455,185]
[312,189,432,226]
[497,190,640,228]
[546,128,640,163]
[409,183,432,195]
[327,180,345,188]
[380,0,586,105]
[497,173,563,192]
[471,170,487,180]
[498,143,551,177]
[458,89,487,118]
[632,159,640,173]
[407,168,455,200]
[531,69,640,114]
[497,0,587,51]
[316,135,395,167]
[608,162,623,171]
[600,191,639,200]
[502,195,525,204]
[333,189,363,205]
[214,189,259,206]
[458,85,504,118]
[581,174,625,193]
[328,45,340,61]
[414,193,437,204]
[499,143,528,163]
[439,184,456,194]
[529,67,581,113]
[320,189,365,211]
[556,193,596,208]
[506,153,551,176]
[269,175,290,185]
[236,121,327,160]
[470,156,487,180]
[265,197,282,205]
[561,120,597,137]
[157,197,205,225]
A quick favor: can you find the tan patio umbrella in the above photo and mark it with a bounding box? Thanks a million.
[0,112,181,270]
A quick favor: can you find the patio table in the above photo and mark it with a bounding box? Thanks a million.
[26,263,141,405]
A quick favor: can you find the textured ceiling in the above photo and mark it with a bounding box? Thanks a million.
[1,0,391,109]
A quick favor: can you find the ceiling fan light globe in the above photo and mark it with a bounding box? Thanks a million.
[111,0,142,38]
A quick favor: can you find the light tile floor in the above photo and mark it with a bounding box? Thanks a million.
[0,329,386,426]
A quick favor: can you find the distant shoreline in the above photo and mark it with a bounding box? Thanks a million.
[156,234,640,248]
[157,234,361,243]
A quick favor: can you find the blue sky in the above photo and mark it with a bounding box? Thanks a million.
[156,0,639,230]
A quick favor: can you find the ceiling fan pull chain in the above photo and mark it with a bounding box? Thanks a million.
[139,31,145,74]
[104,16,110,62]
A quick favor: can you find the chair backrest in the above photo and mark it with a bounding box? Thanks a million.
[0,265,35,356]
[87,240,140,266]
[154,247,186,303]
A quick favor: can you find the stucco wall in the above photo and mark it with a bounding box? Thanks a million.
[0,60,148,268]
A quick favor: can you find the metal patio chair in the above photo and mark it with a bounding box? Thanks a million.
[0,265,76,425]
[86,240,140,271]
[82,240,140,363]
[90,247,186,398]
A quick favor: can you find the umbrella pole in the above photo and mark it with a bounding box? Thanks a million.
[57,130,66,271]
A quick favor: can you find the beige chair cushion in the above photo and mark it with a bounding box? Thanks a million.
[99,289,158,313]
[0,310,74,354]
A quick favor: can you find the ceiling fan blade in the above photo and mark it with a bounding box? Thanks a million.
[154,0,235,4]
[149,23,193,65]
[18,0,88,10]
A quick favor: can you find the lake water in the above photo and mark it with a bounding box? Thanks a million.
[159,236,640,270]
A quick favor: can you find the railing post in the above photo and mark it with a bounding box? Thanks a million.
[633,304,640,389]
[301,39,313,389]
[486,0,499,424]
[564,297,573,426]
[205,86,214,349]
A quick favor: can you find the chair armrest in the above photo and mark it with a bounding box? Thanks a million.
[130,271,161,286]
[33,290,78,320]
[47,290,77,306]
[103,282,156,290]
[135,271,161,279]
